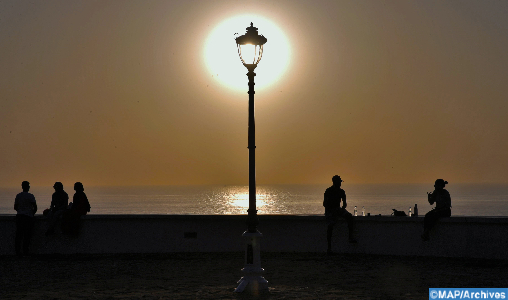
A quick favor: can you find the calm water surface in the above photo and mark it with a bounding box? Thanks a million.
[1,184,508,216]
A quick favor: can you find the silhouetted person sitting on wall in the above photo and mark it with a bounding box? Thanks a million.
[45,182,69,236]
[324,175,357,255]
[62,182,90,236]
[422,179,451,241]
[14,181,37,256]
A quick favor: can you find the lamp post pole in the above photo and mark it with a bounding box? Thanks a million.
[246,64,258,233]
[234,23,268,293]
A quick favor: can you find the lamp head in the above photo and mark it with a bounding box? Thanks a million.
[235,22,267,69]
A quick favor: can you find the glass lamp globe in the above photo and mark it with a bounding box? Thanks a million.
[235,22,268,69]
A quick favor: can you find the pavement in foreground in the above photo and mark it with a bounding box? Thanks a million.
[1,252,507,299]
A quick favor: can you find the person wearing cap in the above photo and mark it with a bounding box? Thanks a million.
[323,175,357,255]
[45,182,69,236]
[422,179,451,241]
[14,181,37,256]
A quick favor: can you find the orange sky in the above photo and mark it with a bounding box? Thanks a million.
[1,1,507,187]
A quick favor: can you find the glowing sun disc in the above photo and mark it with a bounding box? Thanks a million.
[204,15,291,92]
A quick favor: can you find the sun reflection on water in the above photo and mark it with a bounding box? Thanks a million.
[203,186,291,215]
[228,192,269,209]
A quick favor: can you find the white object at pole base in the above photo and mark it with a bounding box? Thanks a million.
[235,230,269,293]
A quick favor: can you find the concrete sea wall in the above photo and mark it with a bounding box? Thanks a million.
[0,215,507,259]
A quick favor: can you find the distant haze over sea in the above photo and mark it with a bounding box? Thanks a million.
[2,184,508,217]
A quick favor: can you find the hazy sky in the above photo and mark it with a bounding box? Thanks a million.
[1,0,507,187]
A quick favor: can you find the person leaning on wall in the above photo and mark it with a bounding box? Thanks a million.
[14,181,37,256]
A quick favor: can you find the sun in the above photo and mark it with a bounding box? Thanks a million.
[203,15,291,92]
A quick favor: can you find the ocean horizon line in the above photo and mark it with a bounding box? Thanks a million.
[2,182,508,189]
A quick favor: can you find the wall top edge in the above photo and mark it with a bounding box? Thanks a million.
[0,214,507,223]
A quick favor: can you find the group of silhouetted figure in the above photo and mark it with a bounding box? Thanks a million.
[13,181,90,257]
[14,176,451,257]
[323,175,451,255]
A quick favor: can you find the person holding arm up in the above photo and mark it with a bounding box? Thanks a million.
[422,179,451,241]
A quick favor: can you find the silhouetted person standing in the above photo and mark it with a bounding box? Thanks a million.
[14,181,37,256]
[62,182,90,235]
[324,175,356,255]
[45,182,68,236]
[422,179,451,241]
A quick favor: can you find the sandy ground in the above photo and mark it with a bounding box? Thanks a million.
[1,252,507,300]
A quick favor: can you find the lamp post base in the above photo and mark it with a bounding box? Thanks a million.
[235,231,268,293]
[235,273,269,293]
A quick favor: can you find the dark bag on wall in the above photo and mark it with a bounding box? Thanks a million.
[392,209,407,216]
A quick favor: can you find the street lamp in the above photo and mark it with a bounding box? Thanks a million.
[234,22,269,293]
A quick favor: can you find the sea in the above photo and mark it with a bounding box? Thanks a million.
[1,184,508,217]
